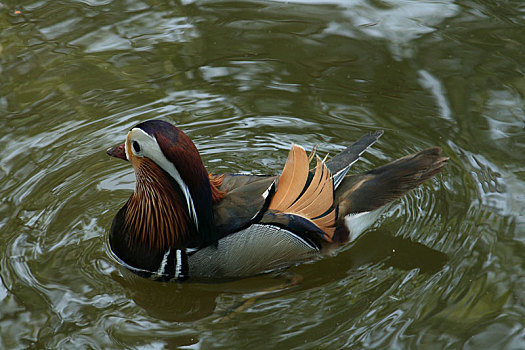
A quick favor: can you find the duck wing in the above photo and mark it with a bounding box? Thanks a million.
[211,131,384,240]
[212,174,276,237]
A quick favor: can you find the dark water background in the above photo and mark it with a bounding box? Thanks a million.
[1,0,524,348]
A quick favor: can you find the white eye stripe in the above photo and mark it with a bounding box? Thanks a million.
[124,136,131,161]
[127,128,199,230]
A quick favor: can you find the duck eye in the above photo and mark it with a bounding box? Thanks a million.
[132,141,141,153]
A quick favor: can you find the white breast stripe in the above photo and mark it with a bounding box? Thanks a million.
[154,248,171,278]
[175,249,182,279]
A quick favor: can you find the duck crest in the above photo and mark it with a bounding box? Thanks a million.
[124,157,192,250]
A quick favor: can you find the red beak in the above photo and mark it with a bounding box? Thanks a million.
[106,143,127,161]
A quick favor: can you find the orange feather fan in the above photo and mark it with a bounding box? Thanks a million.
[269,145,336,240]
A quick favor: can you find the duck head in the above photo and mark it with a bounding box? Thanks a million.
[107,120,217,259]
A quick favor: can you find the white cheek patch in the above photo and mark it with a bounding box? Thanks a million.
[128,128,199,230]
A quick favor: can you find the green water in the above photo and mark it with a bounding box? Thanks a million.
[1,0,524,348]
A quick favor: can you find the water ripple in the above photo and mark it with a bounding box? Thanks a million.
[0,0,524,349]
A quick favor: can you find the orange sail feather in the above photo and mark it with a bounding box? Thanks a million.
[269,145,336,240]
[268,145,309,210]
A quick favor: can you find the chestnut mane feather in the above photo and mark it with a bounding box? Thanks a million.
[124,158,191,250]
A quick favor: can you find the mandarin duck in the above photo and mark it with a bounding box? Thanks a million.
[106,120,447,281]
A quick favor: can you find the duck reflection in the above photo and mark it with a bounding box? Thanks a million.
[111,269,218,322]
[111,228,447,323]
[345,229,448,274]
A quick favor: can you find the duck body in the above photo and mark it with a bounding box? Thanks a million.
[107,120,447,282]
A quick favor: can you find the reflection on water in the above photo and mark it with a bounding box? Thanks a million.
[0,0,524,348]
[114,229,447,324]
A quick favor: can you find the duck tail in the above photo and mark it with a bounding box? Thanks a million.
[335,147,448,216]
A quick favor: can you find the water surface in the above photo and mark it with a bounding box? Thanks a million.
[1,0,524,348]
